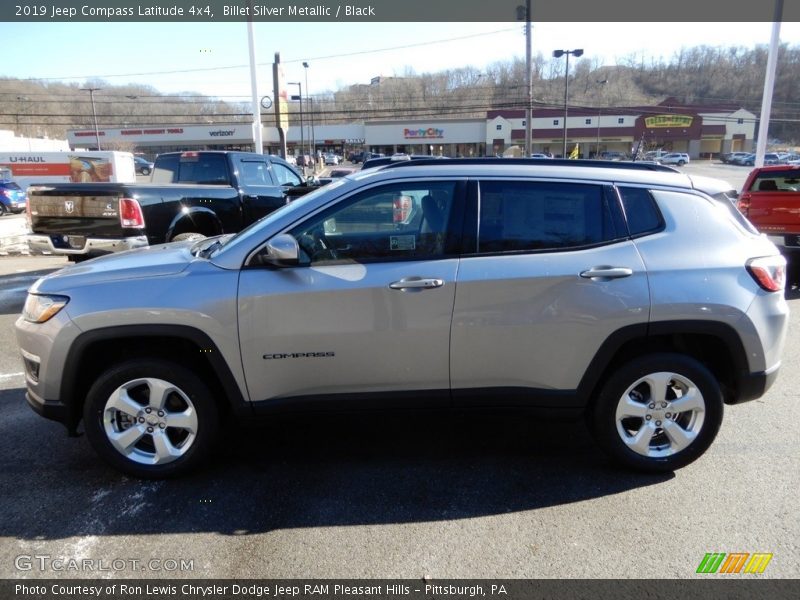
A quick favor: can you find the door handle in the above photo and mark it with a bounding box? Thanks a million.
[579,267,633,280]
[389,278,444,290]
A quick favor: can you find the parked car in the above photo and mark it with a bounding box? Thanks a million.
[329,167,356,178]
[644,150,670,161]
[295,154,313,167]
[659,153,690,166]
[721,151,750,164]
[530,153,553,159]
[599,151,627,161]
[133,156,154,176]
[349,151,383,164]
[732,153,755,166]
[317,167,357,186]
[324,153,340,166]
[737,164,800,257]
[0,179,27,215]
[16,158,788,478]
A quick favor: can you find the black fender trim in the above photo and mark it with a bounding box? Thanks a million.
[166,206,223,241]
[59,324,251,431]
[576,320,753,406]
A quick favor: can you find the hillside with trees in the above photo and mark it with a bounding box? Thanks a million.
[2,43,799,147]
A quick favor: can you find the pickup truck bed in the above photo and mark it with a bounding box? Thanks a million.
[27,151,317,258]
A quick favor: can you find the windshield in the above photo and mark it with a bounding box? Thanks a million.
[208,178,348,258]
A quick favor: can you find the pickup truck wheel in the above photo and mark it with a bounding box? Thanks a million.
[83,360,218,478]
[590,353,723,473]
[0,204,6,216]
[171,232,206,242]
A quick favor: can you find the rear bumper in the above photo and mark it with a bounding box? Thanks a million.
[730,363,781,405]
[28,234,148,256]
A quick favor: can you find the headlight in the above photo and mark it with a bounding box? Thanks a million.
[22,294,69,323]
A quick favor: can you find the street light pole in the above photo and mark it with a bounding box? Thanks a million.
[303,61,314,161]
[594,79,607,159]
[288,81,304,165]
[552,49,583,158]
[524,0,532,157]
[81,87,102,150]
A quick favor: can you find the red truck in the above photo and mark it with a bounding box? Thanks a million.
[738,165,800,263]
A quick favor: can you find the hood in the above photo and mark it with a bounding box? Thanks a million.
[32,242,195,294]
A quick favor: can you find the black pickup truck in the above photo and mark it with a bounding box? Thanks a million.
[27,151,318,259]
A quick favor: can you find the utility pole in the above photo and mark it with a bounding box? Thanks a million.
[518,1,533,157]
[81,87,101,150]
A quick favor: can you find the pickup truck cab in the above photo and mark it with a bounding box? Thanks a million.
[27,151,317,259]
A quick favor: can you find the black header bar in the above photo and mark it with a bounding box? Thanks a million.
[3,0,799,23]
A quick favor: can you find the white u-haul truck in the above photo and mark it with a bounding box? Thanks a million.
[0,151,136,190]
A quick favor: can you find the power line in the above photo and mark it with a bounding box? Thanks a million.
[20,27,518,83]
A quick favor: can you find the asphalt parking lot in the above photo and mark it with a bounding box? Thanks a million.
[0,162,797,581]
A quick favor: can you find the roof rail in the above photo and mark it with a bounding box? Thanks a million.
[379,157,679,173]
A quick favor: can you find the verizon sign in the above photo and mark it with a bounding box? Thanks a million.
[68,124,253,145]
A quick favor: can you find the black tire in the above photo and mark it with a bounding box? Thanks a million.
[83,359,219,478]
[0,203,7,216]
[677,160,686,166]
[141,167,151,176]
[590,353,723,472]
[171,232,206,242]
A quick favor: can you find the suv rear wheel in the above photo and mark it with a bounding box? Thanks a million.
[83,360,218,478]
[591,353,723,472]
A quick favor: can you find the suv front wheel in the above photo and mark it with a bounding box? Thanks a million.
[591,353,723,472]
[83,360,218,478]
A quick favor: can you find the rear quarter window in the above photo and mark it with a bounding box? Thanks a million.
[617,187,665,236]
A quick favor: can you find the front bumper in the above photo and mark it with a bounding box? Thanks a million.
[16,312,83,433]
[28,234,148,256]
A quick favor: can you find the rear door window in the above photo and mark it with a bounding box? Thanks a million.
[475,180,624,253]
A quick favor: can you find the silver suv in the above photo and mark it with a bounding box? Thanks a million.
[15,159,788,478]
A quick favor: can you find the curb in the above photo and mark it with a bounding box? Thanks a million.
[0,234,38,257]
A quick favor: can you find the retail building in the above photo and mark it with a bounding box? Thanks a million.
[67,99,755,160]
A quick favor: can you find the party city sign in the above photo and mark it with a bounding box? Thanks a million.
[404,127,445,139]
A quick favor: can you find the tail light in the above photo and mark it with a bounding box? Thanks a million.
[393,195,412,223]
[119,197,145,228]
[737,192,751,217]
[747,256,786,292]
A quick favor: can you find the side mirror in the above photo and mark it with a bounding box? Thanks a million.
[263,233,300,267]
[306,175,320,187]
